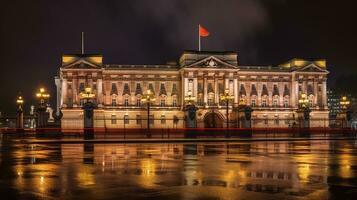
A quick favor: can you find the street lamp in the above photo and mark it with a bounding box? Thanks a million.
[80,86,96,103]
[184,90,196,105]
[298,93,309,109]
[79,86,96,139]
[35,88,50,129]
[142,89,156,136]
[298,93,311,128]
[16,95,24,132]
[36,88,50,106]
[340,96,350,111]
[220,89,234,129]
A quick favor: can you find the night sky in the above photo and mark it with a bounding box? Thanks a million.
[1,0,357,115]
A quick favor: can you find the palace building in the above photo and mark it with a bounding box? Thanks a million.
[55,50,329,131]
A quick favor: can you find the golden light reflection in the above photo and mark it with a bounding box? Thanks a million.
[77,165,95,186]
[138,159,157,188]
[338,154,352,178]
[295,154,313,181]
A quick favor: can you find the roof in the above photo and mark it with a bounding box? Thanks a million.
[104,64,179,70]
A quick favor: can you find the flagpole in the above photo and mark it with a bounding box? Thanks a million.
[198,24,201,51]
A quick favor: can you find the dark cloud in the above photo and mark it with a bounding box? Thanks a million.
[0,0,357,115]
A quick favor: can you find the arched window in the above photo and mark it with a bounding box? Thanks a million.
[251,95,257,107]
[273,95,279,107]
[172,95,178,107]
[136,95,142,107]
[111,95,117,106]
[160,98,166,107]
[261,95,268,107]
[160,95,166,107]
[123,95,129,107]
[283,97,289,108]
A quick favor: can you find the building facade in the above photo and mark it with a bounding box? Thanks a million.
[55,50,329,131]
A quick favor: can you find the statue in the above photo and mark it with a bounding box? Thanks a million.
[46,105,55,123]
[29,105,36,128]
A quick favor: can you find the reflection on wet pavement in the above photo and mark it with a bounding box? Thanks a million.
[1,139,357,199]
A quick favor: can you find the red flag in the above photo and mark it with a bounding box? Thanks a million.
[199,25,210,37]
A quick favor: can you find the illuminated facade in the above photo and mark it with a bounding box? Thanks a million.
[55,50,329,130]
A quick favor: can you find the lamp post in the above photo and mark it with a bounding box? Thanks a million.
[142,89,156,137]
[80,86,96,139]
[16,95,24,132]
[298,93,311,128]
[36,88,50,129]
[340,96,350,111]
[298,93,309,109]
[220,89,234,129]
[339,96,352,128]
[80,87,96,103]
[36,88,50,106]
[184,90,197,128]
[184,90,196,105]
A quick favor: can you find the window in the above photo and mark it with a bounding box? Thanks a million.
[284,99,289,107]
[274,115,279,125]
[298,84,302,92]
[229,80,234,94]
[173,98,177,107]
[188,79,193,92]
[67,98,73,107]
[124,115,129,124]
[208,98,214,106]
[79,82,85,92]
[273,99,278,107]
[262,99,267,107]
[111,115,117,124]
[112,98,117,106]
[160,99,166,107]
[197,98,203,106]
[149,115,154,124]
[161,115,166,124]
[93,83,97,90]
[124,98,129,107]
[251,99,256,107]
[136,98,141,107]
[136,115,141,125]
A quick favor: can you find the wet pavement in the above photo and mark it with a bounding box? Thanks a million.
[1,136,357,199]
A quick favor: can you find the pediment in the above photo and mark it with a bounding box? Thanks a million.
[62,58,102,69]
[295,63,328,73]
[184,56,238,69]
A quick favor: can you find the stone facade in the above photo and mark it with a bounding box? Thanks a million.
[55,50,329,131]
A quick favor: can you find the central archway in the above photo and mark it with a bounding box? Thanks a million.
[204,112,224,128]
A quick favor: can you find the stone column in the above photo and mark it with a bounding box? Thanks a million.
[204,75,208,104]
[214,75,218,104]
[234,78,238,104]
[257,83,262,105]
[313,79,318,106]
[193,78,198,97]
[184,78,188,95]
[291,75,299,108]
[97,79,103,106]
[61,78,67,107]
[73,78,78,106]
[322,79,327,109]
[225,78,229,90]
